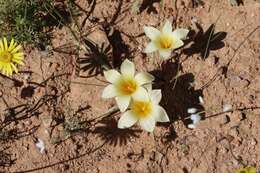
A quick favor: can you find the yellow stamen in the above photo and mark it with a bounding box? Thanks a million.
[157,34,174,49]
[0,51,12,63]
[118,78,137,95]
[132,101,152,118]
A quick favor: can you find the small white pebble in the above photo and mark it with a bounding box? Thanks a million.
[223,104,233,112]
[187,108,197,114]
[36,139,45,154]
[199,96,204,104]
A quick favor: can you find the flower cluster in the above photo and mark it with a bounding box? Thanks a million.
[101,20,189,132]
[102,59,169,132]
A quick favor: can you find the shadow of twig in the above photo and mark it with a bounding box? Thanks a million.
[12,140,107,173]
[0,147,15,168]
[100,0,131,67]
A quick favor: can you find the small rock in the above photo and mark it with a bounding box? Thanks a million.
[154,151,163,162]
[229,127,239,137]
[250,138,257,146]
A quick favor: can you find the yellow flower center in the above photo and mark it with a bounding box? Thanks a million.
[118,78,137,95]
[132,101,152,118]
[157,34,174,49]
[0,51,12,63]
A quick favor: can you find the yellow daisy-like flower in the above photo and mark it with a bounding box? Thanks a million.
[236,167,257,173]
[0,37,24,76]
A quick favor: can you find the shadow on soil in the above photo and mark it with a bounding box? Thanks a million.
[93,117,142,146]
[151,60,205,127]
[0,147,15,168]
[183,23,227,60]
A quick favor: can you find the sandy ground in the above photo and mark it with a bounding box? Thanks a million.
[0,0,260,172]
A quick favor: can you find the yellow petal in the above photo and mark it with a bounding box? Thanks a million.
[11,44,22,54]
[11,63,18,73]
[12,59,24,65]
[3,37,8,50]
[8,38,15,51]
[0,39,4,51]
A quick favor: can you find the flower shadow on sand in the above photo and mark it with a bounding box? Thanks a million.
[92,117,142,146]
[150,61,205,127]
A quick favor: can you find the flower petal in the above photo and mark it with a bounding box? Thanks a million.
[132,86,149,102]
[150,90,162,104]
[187,108,197,114]
[172,39,184,50]
[162,20,172,34]
[144,42,158,53]
[104,70,121,83]
[139,117,156,132]
[144,26,160,40]
[10,63,18,73]
[118,111,138,129]
[120,59,135,78]
[153,105,169,122]
[172,29,189,40]
[143,83,152,93]
[0,39,4,50]
[102,84,118,98]
[3,37,8,50]
[135,72,154,85]
[159,49,172,59]
[190,114,201,124]
[11,44,22,54]
[188,124,196,129]
[115,95,131,112]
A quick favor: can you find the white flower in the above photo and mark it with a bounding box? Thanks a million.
[199,96,204,104]
[102,59,154,112]
[188,114,201,129]
[187,108,198,114]
[118,90,169,132]
[35,138,45,153]
[223,104,232,112]
[144,20,189,59]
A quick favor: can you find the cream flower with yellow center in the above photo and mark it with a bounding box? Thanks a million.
[102,59,154,112]
[118,90,169,132]
[144,20,189,59]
